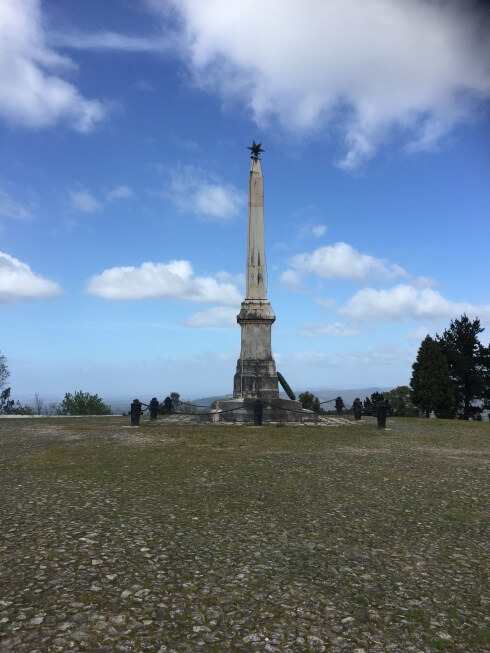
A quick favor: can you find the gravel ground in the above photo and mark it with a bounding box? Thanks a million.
[0,416,488,652]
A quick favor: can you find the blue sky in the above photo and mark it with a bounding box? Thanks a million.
[1,0,489,402]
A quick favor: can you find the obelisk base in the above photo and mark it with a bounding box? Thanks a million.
[233,359,279,402]
[212,397,317,423]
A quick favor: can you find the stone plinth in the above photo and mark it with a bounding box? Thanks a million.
[234,298,278,402]
[213,397,317,423]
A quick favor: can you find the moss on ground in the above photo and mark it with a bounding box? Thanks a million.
[0,416,488,652]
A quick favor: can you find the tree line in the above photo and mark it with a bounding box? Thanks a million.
[2,314,489,419]
[0,356,112,416]
[410,314,490,419]
[297,315,490,420]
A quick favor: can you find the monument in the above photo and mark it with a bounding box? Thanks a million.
[214,142,315,422]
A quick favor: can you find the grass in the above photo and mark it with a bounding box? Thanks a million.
[0,415,488,652]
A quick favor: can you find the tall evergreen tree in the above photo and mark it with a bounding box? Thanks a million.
[436,315,490,419]
[410,335,454,417]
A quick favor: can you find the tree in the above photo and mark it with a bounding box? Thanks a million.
[298,391,323,414]
[384,386,420,417]
[34,393,44,415]
[0,351,14,414]
[170,392,181,412]
[363,391,386,416]
[0,351,32,415]
[363,395,373,413]
[57,390,112,416]
[410,335,454,418]
[436,315,490,419]
[0,387,14,414]
[0,351,8,389]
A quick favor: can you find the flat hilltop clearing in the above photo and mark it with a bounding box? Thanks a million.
[0,417,488,653]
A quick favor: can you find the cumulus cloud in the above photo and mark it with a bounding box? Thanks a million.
[287,242,408,283]
[315,298,336,311]
[69,189,101,213]
[0,251,63,304]
[154,0,490,167]
[185,306,238,328]
[297,221,328,241]
[0,0,106,132]
[106,185,135,202]
[85,259,242,305]
[50,31,171,54]
[215,270,245,287]
[406,325,432,341]
[339,284,490,323]
[279,269,305,292]
[312,225,327,238]
[0,188,32,221]
[164,165,245,221]
[300,322,362,338]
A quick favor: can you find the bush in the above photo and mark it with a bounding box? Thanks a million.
[57,390,112,416]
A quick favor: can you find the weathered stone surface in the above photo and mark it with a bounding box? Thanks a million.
[246,158,267,301]
[233,155,280,405]
[0,416,488,652]
[229,150,316,421]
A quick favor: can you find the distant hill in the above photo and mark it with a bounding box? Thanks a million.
[305,387,391,408]
[15,387,392,415]
[192,387,391,409]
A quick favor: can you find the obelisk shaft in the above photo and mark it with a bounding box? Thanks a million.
[247,158,267,299]
[233,150,278,401]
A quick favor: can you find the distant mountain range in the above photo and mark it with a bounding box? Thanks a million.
[193,387,390,409]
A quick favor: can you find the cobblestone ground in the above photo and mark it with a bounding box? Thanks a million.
[0,417,488,652]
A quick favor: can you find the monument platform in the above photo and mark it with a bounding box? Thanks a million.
[212,397,317,423]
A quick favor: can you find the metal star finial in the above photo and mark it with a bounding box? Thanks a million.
[247,140,265,159]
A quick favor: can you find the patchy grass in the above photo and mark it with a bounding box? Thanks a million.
[0,416,488,652]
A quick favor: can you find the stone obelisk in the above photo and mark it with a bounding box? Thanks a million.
[233,142,279,401]
[214,142,314,423]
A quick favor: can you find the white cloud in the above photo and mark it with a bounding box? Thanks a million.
[85,260,242,305]
[406,325,432,341]
[297,221,328,240]
[164,165,245,220]
[315,298,336,311]
[185,306,238,328]
[215,270,245,286]
[0,251,63,304]
[0,188,32,221]
[300,322,362,338]
[0,0,106,132]
[312,224,327,238]
[339,284,490,323]
[106,185,135,202]
[288,242,408,282]
[133,80,157,92]
[50,31,171,54]
[156,0,490,167]
[69,189,101,213]
[279,269,305,292]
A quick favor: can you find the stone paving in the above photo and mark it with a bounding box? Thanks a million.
[0,417,488,652]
